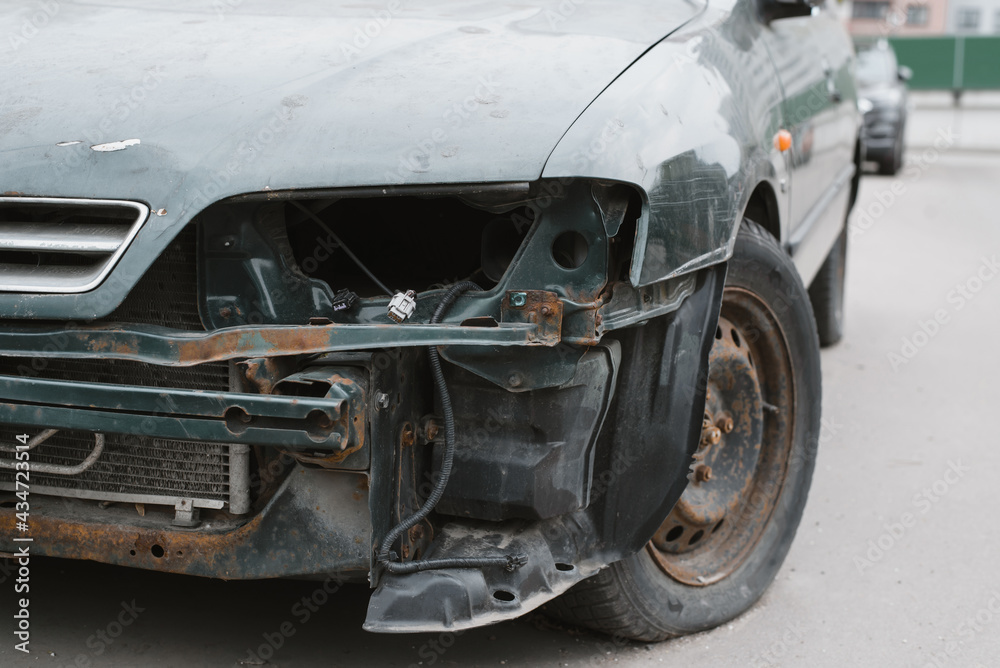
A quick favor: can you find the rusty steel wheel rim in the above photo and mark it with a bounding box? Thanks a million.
[648,287,796,586]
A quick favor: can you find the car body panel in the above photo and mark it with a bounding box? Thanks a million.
[543,0,858,288]
[543,0,785,286]
[765,9,859,284]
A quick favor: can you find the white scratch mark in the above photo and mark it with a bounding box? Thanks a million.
[56,140,83,147]
[91,138,140,152]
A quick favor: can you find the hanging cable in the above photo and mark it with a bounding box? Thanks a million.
[377,281,528,575]
[289,200,394,296]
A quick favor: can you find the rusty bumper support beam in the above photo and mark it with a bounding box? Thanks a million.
[0,374,358,448]
[0,296,562,367]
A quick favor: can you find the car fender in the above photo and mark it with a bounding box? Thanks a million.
[542,0,788,286]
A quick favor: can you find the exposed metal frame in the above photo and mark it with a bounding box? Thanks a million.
[0,374,354,448]
[0,484,226,510]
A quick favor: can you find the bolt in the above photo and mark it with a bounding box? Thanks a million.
[507,373,523,388]
[219,306,232,319]
[717,416,734,433]
[409,525,425,541]
[423,418,440,442]
[705,426,721,445]
[375,392,390,410]
[510,292,527,308]
[540,305,552,316]
[695,465,713,483]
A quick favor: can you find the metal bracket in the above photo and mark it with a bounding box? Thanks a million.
[172,499,201,528]
[501,290,563,342]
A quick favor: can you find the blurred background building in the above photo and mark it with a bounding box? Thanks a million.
[844,0,1000,99]
[946,0,1000,32]
[848,0,1000,34]
[849,0,948,36]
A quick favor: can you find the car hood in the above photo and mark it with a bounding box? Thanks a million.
[1,0,703,212]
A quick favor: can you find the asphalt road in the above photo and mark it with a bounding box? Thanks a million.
[3,148,999,668]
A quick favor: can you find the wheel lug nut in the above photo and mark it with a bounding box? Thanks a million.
[717,416,734,433]
[706,427,721,445]
[695,465,713,482]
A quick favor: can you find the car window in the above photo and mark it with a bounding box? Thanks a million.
[856,49,897,86]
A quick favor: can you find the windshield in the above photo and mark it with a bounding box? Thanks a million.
[856,48,898,86]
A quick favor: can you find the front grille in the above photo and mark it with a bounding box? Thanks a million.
[98,222,205,331]
[0,224,227,389]
[0,196,148,294]
[0,223,247,512]
[0,428,232,509]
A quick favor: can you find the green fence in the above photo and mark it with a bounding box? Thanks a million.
[889,36,1000,91]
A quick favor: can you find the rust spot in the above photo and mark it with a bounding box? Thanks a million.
[400,422,415,448]
[0,511,266,578]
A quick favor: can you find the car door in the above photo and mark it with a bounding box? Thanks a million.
[759,2,858,284]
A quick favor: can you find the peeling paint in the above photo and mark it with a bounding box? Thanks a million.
[91,138,140,152]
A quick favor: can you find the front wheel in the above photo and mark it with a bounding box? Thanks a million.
[545,219,822,641]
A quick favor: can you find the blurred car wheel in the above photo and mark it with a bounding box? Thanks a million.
[878,126,904,176]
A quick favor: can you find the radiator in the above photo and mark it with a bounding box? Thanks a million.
[0,223,251,514]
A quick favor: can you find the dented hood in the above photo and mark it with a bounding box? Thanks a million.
[1,0,703,209]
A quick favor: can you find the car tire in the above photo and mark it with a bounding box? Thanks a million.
[878,128,904,176]
[544,219,822,641]
[808,225,847,347]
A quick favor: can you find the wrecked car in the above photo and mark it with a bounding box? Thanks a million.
[0,0,859,640]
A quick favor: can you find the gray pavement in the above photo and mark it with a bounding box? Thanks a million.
[3,127,1000,668]
[906,91,1000,151]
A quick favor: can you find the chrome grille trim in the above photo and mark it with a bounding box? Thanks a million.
[0,196,149,294]
[0,222,128,253]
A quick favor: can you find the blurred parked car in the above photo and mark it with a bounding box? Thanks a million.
[857,40,911,175]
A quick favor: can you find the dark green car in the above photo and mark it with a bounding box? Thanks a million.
[0,0,859,639]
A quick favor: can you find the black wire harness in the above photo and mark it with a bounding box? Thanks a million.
[377,281,528,575]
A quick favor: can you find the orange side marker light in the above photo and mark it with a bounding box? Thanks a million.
[774,129,792,152]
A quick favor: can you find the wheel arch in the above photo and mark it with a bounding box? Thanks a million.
[743,181,782,243]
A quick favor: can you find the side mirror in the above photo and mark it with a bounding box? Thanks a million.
[897,66,913,82]
[761,0,815,22]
